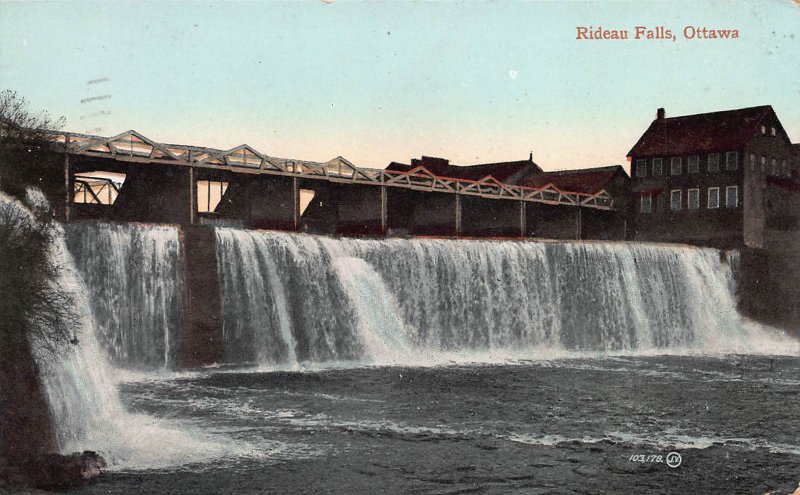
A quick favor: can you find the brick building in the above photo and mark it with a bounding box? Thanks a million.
[628,106,799,248]
[386,156,629,240]
[385,155,543,183]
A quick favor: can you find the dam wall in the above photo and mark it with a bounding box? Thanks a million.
[61,222,795,370]
[737,232,800,334]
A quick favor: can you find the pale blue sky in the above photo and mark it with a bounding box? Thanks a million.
[0,1,798,171]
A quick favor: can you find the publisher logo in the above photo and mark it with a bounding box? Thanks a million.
[666,452,682,468]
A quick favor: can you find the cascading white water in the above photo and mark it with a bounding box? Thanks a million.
[215,228,793,367]
[332,257,416,363]
[64,223,182,369]
[0,196,263,470]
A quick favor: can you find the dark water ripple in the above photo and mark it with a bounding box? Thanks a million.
[68,355,800,495]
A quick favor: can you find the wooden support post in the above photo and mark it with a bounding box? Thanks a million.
[293,177,300,230]
[519,200,526,239]
[64,134,71,222]
[576,206,582,240]
[188,167,195,225]
[380,185,387,235]
[455,193,462,238]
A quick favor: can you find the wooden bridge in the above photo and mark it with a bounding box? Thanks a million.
[20,129,623,239]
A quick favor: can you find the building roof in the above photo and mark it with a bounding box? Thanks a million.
[793,143,800,157]
[386,155,542,184]
[627,105,775,158]
[518,165,628,194]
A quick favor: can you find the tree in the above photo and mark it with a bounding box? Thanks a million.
[0,90,66,200]
[0,90,75,353]
[0,89,65,149]
[0,92,72,464]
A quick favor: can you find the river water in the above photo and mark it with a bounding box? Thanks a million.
[35,223,799,494]
[66,355,800,494]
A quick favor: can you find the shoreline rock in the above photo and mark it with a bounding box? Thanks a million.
[17,451,106,490]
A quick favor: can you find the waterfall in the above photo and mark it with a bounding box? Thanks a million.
[64,223,182,369]
[0,197,257,469]
[332,257,415,363]
[214,229,793,366]
[33,225,127,454]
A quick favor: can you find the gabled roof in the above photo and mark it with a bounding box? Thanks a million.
[518,165,628,195]
[386,155,542,184]
[627,105,777,158]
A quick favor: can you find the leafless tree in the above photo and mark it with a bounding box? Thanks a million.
[0,89,65,149]
[0,91,74,355]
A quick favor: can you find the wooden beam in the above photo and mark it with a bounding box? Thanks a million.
[188,167,195,225]
[519,200,526,238]
[455,193,462,238]
[292,176,300,230]
[64,134,71,221]
[380,185,387,235]
[73,179,103,205]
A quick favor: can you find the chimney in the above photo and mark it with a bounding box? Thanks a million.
[529,151,533,162]
[656,107,665,120]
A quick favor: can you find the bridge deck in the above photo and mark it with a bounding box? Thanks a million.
[56,130,614,210]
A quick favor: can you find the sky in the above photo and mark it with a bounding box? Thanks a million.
[0,1,798,172]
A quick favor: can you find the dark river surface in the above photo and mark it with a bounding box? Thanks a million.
[69,355,800,495]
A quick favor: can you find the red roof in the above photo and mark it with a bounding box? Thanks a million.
[627,105,773,158]
[518,166,627,194]
[386,156,542,184]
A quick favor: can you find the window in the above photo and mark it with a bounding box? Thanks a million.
[761,125,767,135]
[635,159,647,178]
[72,172,126,205]
[688,155,700,173]
[771,127,776,136]
[783,160,789,177]
[771,158,778,175]
[725,151,738,170]
[726,186,738,208]
[749,154,755,172]
[640,194,652,214]
[652,158,663,176]
[688,188,700,210]
[671,157,682,175]
[197,180,230,213]
[760,156,766,173]
[707,187,720,209]
[708,153,720,173]
[670,189,682,210]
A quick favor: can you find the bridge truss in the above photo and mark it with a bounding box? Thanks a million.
[56,130,615,210]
